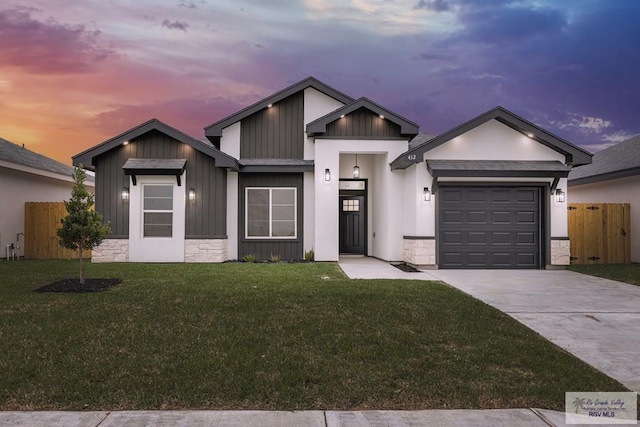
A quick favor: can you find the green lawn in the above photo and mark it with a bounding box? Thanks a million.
[0,260,625,411]
[569,263,640,286]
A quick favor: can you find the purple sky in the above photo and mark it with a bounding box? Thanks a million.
[0,0,638,164]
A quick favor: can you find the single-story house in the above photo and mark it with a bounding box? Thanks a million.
[569,135,640,262]
[0,137,94,258]
[74,77,592,268]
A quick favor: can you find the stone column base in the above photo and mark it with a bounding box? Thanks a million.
[184,239,228,263]
[403,237,436,268]
[550,238,571,266]
[92,239,129,263]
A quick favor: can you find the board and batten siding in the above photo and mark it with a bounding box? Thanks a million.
[240,91,304,159]
[324,108,402,138]
[94,129,227,239]
[238,173,304,260]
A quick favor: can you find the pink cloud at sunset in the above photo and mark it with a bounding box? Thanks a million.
[0,0,639,164]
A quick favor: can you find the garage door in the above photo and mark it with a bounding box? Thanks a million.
[438,186,542,269]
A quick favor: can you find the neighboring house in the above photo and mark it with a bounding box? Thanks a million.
[0,137,94,258]
[74,77,592,269]
[569,135,640,262]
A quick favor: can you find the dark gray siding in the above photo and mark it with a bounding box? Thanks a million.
[95,129,226,239]
[240,91,304,159]
[238,173,303,260]
[324,107,402,138]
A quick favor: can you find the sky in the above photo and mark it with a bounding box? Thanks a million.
[1,0,639,165]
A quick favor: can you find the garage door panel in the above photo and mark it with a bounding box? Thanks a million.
[516,189,536,202]
[468,252,488,266]
[442,210,463,224]
[491,190,512,203]
[491,211,512,223]
[467,211,488,223]
[467,189,488,202]
[442,231,463,244]
[492,232,511,245]
[517,211,536,223]
[468,231,487,245]
[517,253,536,266]
[441,252,463,266]
[441,189,463,202]
[517,232,535,244]
[439,186,541,269]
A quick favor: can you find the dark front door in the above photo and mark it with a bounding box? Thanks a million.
[438,186,542,269]
[340,195,366,254]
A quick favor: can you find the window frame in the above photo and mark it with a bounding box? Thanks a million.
[142,183,174,238]
[245,187,297,240]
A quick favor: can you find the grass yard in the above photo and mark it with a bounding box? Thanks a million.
[569,263,640,286]
[0,260,624,411]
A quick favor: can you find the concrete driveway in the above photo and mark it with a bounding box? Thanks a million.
[427,269,640,393]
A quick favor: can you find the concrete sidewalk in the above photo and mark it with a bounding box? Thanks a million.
[0,408,581,426]
[338,257,640,393]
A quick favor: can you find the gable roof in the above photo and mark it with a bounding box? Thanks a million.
[390,106,593,170]
[73,118,239,171]
[204,76,354,139]
[306,97,419,137]
[0,136,82,183]
[569,135,640,186]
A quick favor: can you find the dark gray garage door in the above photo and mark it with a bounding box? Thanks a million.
[438,186,542,269]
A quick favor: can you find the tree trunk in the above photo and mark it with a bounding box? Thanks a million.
[79,242,84,285]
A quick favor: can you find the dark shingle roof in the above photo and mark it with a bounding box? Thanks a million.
[569,135,640,185]
[0,136,76,178]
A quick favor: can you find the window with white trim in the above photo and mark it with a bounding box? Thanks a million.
[143,184,173,237]
[246,187,296,239]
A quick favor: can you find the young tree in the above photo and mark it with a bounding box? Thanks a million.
[57,165,111,285]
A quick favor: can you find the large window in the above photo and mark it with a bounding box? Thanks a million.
[246,187,296,239]
[143,185,173,237]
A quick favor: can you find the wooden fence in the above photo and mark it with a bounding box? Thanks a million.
[24,202,92,259]
[568,203,631,264]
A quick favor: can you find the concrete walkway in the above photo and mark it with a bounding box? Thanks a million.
[0,408,581,426]
[338,257,640,393]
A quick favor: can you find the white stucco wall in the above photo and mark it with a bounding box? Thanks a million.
[226,172,239,260]
[0,166,89,258]
[569,175,640,262]
[304,87,346,161]
[219,122,241,158]
[424,120,566,162]
[303,171,315,255]
[314,139,407,261]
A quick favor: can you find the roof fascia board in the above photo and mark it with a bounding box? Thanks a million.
[390,106,593,170]
[204,77,354,138]
[239,164,315,173]
[568,167,640,187]
[306,97,419,137]
[0,159,83,185]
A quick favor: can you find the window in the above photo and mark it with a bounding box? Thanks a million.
[246,187,296,239]
[143,185,173,237]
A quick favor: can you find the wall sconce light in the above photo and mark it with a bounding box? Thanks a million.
[423,187,431,201]
[555,188,565,203]
[121,187,129,201]
[353,154,360,178]
[188,187,196,201]
[324,168,331,182]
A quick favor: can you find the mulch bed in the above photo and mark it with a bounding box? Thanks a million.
[391,262,421,273]
[34,278,122,293]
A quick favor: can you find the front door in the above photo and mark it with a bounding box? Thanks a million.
[339,195,366,254]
